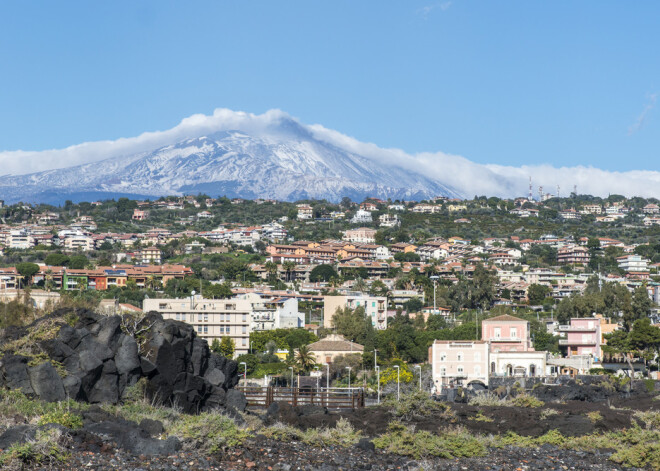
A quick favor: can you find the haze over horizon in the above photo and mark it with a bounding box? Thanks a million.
[0,1,659,199]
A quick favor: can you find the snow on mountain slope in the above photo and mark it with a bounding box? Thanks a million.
[0,118,459,203]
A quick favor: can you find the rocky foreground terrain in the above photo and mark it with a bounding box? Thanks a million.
[0,309,658,470]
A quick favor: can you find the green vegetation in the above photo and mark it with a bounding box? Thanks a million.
[0,428,69,469]
[373,422,487,459]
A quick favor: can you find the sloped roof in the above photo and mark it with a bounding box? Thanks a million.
[482,314,527,323]
[307,334,364,353]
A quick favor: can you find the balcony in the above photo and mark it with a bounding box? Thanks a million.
[557,325,596,332]
[559,339,597,346]
[488,337,523,342]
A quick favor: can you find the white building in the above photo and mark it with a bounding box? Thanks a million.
[239,293,304,331]
[8,230,34,250]
[378,213,400,227]
[350,209,373,224]
[143,295,252,357]
[323,293,387,330]
[617,254,649,272]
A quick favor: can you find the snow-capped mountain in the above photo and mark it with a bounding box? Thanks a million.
[0,116,459,204]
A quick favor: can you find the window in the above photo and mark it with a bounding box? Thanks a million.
[242,338,247,346]
[197,326,202,333]
[582,334,591,343]
[372,302,376,307]
[159,303,167,309]
[511,327,517,338]
[457,352,463,362]
[440,353,446,362]
[440,368,446,376]
[457,366,464,374]
[494,327,501,338]
[204,313,209,322]
[242,314,247,322]
[242,326,247,334]
[198,314,203,322]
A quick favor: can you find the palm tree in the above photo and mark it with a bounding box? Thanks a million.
[264,261,278,282]
[295,345,317,373]
[283,261,296,282]
[353,277,367,293]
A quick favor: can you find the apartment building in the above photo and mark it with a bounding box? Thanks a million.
[617,254,649,273]
[143,295,252,357]
[557,246,590,265]
[323,293,387,330]
[558,315,617,359]
[342,227,377,244]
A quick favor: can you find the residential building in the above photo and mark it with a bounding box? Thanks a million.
[307,334,364,365]
[296,205,313,220]
[342,227,377,244]
[323,294,387,330]
[481,315,534,352]
[429,340,490,391]
[140,247,162,265]
[558,317,604,359]
[143,295,252,357]
[617,254,649,273]
[557,246,590,265]
[378,213,400,227]
[350,209,373,224]
[132,209,149,221]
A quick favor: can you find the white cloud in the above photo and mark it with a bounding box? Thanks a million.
[415,2,452,19]
[1,108,659,199]
[628,92,657,135]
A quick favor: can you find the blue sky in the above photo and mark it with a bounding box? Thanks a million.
[0,1,658,172]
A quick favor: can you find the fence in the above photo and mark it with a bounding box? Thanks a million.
[238,386,365,409]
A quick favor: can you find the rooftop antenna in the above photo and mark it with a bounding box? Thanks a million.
[538,186,543,201]
[528,176,533,201]
[573,184,577,196]
[556,185,560,198]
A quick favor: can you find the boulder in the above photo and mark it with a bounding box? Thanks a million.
[28,362,66,402]
[226,388,248,412]
[1,355,34,395]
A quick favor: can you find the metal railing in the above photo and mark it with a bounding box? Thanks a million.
[237,386,365,410]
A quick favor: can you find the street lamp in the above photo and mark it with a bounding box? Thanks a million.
[375,365,380,404]
[239,362,247,387]
[374,349,378,369]
[289,366,294,388]
[346,366,352,391]
[393,365,400,401]
[430,275,439,314]
[415,365,422,391]
[323,363,330,390]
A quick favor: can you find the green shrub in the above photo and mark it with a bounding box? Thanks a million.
[373,422,486,459]
[645,379,656,394]
[511,393,544,408]
[38,409,83,429]
[0,428,69,468]
[168,411,249,452]
[385,390,454,421]
[300,418,362,447]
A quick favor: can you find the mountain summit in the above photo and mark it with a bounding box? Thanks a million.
[0,114,458,204]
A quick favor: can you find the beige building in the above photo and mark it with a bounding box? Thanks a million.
[307,334,364,365]
[429,340,490,391]
[323,294,387,330]
[143,295,252,357]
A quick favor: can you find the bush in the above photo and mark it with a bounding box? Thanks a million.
[385,390,454,422]
[168,411,249,452]
[510,393,544,408]
[373,422,487,459]
[38,409,83,429]
[0,428,69,468]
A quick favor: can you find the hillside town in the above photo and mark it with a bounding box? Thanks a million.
[1,193,660,394]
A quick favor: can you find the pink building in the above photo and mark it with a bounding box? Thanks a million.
[558,317,602,359]
[429,340,490,391]
[481,314,533,352]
